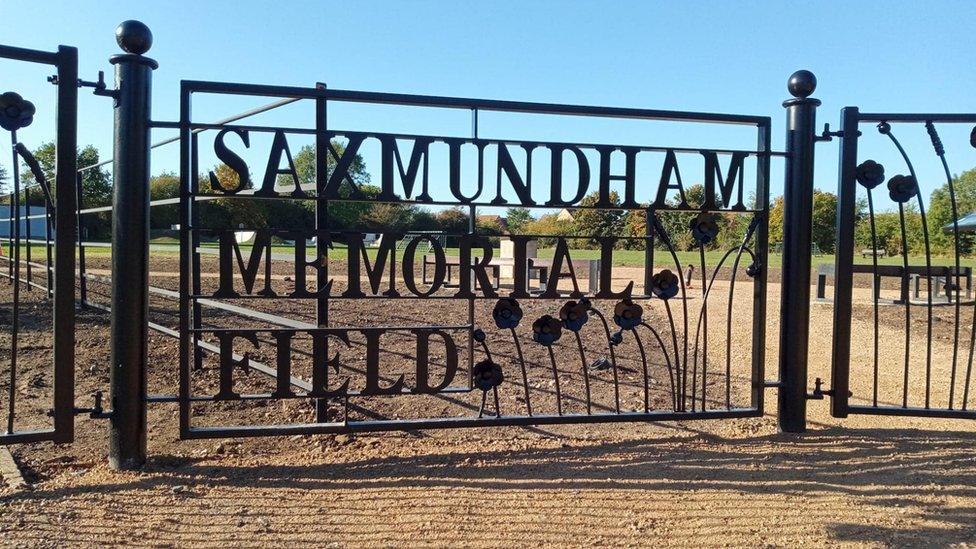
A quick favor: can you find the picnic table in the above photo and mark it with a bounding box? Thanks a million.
[816,263,972,304]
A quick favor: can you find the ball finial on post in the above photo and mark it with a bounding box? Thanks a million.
[787,70,817,98]
[116,20,153,55]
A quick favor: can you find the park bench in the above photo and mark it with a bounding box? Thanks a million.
[860,248,888,258]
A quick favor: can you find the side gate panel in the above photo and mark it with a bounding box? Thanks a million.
[0,44,77,444]
[830,109,976,420]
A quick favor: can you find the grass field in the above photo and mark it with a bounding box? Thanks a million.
[5,239,975,269]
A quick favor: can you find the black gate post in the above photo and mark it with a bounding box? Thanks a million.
[778,70,820,433]
[108,21,157,470]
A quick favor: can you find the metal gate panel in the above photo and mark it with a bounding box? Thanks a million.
[0,44,77,444]
[175,80,774,438]
[830,109,976,419]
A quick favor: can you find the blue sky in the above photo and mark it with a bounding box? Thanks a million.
[3,0,975,211]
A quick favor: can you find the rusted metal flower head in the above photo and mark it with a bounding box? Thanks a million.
[558,300,589,332]
[690,212,720,245]
[0,92,35,132]
[609,331,624,346]
[854,160,885,190]
[532,314,562,346]
[613,299,643,330]
[887,174,918,203]
[472,359,503,391]
[472,328,486,343]
[492,298,523,329]
[650,269,680,300]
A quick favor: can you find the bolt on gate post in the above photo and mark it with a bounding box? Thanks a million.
[777,70,820,433]
[108,21,156,470]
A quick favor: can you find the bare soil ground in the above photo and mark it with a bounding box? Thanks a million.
[0,259,975,548]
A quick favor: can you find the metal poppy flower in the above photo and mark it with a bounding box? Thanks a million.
[472,328,486,343]
[0,92,35,132]
[690,212,720,245]
[746,262,761,278]
[558,300,589,332]
[472,359,504,391]
[854,160,885,190]
[532,314,562,346]
[650,269,680,300]
[613,299,643,330]
[492,298,523,329]
[608,331,624,346]
[887,175,918,203]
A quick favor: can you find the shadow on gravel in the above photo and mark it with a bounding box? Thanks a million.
[4,425,975,545]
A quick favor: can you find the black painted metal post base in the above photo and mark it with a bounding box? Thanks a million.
[108,20,156,470]
[778,70,820,433]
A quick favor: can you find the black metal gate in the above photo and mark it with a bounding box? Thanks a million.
[830,109,976,419]
[6,20,974,471]
[0,44,77,444]
[173,80,775,438]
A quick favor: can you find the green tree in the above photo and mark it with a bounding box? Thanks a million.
[505,207,533,234]
[811,190,838,254]
[285,141,375,231]
[928,167,976,255]
[768,190,842,254]
[18,142,113,239]
[570,191,626,248]
[149,172,180,230]
[524,213,574,247]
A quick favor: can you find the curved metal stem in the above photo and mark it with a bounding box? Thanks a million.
[885,128,933,408]
[589,307,621,413]
[663,299,684,411]
[691,240,757,411]
[652,214,689,411]
[867,191,880,407]
[573,331,592,414]
[691,244,707,411]
[638,321,678,411]
[897,203,911,408]
[928,122,962,409]
[509,328,532,416]
[547,345,563,415]
[629,327,650,412]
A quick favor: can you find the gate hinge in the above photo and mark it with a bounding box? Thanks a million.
[78,71,120,102]
[815,123,861,142]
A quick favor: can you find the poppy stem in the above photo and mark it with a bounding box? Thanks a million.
[589,308,621,413]
[574,331,592,414]
[664,299,683,412]
[547,345,563,415]
[477,338,493,362]
[631,328,650,413]
[640,322,678,412]
[509,327,532,416]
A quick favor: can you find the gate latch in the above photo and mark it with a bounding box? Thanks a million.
[807,378,829,400]
[72,391,113,419]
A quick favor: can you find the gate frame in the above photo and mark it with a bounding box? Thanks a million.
[0,43,77,444]
[829,108,976,420]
